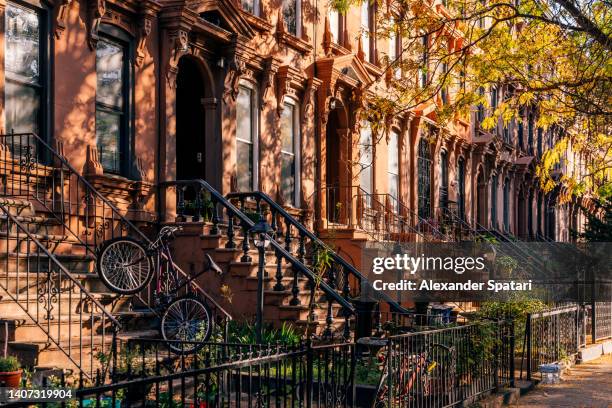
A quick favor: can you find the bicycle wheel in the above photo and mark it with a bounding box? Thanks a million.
[97,237,153,295]
[161,296,212,354]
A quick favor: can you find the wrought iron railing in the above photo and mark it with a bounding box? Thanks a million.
[161,180,355,338]
[0,132,231,325]
[226,191,411,317]
[520,305,582,380]
[0,203,120,380]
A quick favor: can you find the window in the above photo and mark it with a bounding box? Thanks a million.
[358,122,373,200]
[518,120,524,150]
[476,87,485,129]
[419,34,428,88]
[388,130,400,208]
[236,83,258,191]
[417,138,432,219]
[96,28,131,175]
[389,22,400,79]
[439,151,449,209]
[360,1,372,62]
[457,158,466,220]
[241,0,260,15]
[283,0,301,36]
[5,1,46,148]
[537,127,543,156]
[527,116,534,154]
[329,8,340,43]
[440,63,449,104]
[491,174,498,228]
[280,99,300,205]
[490,87,497,111]
[503,179,510,232]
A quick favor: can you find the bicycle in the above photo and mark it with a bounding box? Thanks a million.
[96,226,223,353]
[358,337,456,408]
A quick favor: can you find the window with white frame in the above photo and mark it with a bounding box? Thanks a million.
[236,82,259,191]
[359,122,373,201]
[389,22,400,79]
[360,1,371,62]
[283,0,301,36]
[388,130,400,208]
[241,0,260,16]
[329,8,340,43]
[280,99,300,205]
[95,26,132,175]
[5,1,46,141]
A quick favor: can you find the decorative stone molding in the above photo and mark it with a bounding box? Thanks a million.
[275,66,303,117]
[259,57,281,110]
[357,37,366,62]
[54,0,73,39]
[166,28,190,89]
[136,2,160,67]
[323,16,333,57]
[223,55,246,103]
[83,145,103,176]
[301,77,321,126]
[87,0,106,50]
[275,10,313,54]
[349,84,366,135]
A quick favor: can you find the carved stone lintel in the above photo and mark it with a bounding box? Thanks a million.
[87,0,106,50]
[259,57,280,110]
[166,29,190,88]
[223,56,246,103]
[83,145,103,176]
[136,14,153,67]
[54,0,73,40]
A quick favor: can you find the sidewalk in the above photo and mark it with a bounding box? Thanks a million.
[515,354,612,407]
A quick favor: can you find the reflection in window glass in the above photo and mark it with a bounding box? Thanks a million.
[388,131,399,208]
[360,1,370,62]
[236,85,255,191]
[281,102,299,205]
[5,3,41,136]
[96,36,126,174]
[359,123,373,199]
[283,0,300,36]
[329,9,339,43]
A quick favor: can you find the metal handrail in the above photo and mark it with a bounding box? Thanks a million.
[163,180,355,314]
[0,132,231,321]
[0,203,120,379]
[226,190,409,314]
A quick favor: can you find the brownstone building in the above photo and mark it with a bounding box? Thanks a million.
[0,0,590,374]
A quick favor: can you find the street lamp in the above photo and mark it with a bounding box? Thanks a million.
[250,218,274,343]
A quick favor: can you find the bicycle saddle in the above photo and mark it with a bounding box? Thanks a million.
[205,254,224,275]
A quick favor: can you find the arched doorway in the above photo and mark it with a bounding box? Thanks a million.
[176,57,206,180]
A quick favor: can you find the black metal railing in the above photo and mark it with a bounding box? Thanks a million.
[161,180,356,338]
[587,301,612,343]
[74,340,356,408]
[521,305,582,380]
[364,319,514,408]
[0,203,120,380]
[0,132,231,329]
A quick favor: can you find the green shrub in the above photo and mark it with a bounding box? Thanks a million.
[0,356,20,372]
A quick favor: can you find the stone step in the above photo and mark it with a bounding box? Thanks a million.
[0,271,108,293]
[0,290,129,316]
[0,252,95,274]
[0,197,35,216]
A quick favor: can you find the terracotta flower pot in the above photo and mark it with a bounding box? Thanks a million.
[0,370,22,387]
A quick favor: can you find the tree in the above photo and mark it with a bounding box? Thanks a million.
[331,0,611,200]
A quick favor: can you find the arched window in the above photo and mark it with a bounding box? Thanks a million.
[417,138,432,218]
[5,1,49,149]
[95,25,133,175]
[457,158,466,220]
[491,174,498,228]
[503,179,510,232]
[280,98,300,205]
[439,151,448,209]
[236,81,259,191]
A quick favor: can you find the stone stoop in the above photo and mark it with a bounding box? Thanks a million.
[0,195,159,377]
[578,338,612,362]
[169,222,354,337]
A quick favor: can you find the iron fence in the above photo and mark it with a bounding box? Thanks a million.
[521,305,581,380]
[588,301,612,343]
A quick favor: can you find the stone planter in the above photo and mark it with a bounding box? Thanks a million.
[0,370,22,387]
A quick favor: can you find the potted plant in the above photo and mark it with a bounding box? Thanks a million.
[0,356,22,387]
